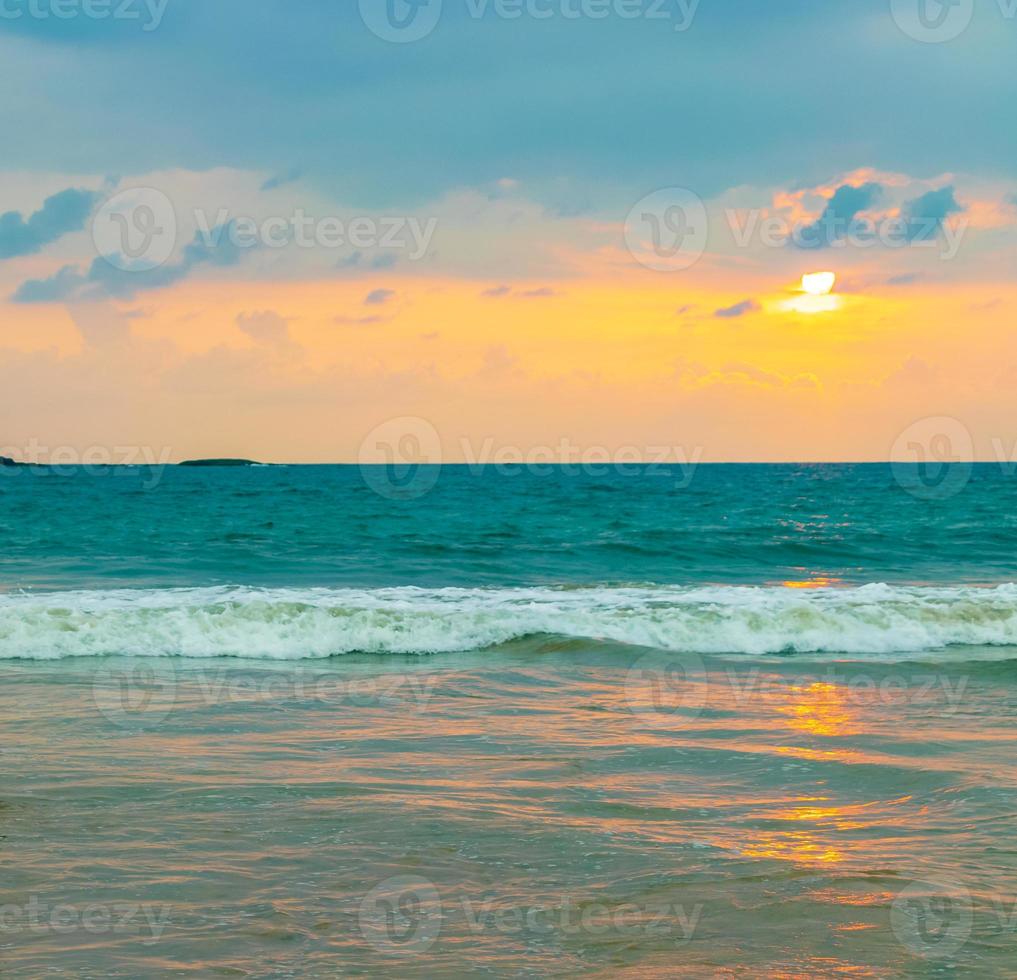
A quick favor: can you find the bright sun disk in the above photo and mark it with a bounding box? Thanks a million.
[801,271,836,296]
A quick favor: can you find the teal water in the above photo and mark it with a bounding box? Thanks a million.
[1,465,1016,975]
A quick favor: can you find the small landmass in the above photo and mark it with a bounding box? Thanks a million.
[0,456,24,467]
[178,459,262,467]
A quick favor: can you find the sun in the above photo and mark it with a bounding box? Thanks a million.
[801,271,836,296]
[778,271,842,314]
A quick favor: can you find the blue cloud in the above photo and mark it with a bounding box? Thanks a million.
[260,168,302,191]
[795,183,882,250]
[336,251,399,273]
[364,288,395,306]
[11,265,85,303]
[714,299,759,319]
[12,223,244,303]
[0,188,100,259]
[480,285,556,299]
[337,251,363,269]
[900,186,963,242]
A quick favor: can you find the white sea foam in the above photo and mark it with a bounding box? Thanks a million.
[2,583,1017,661]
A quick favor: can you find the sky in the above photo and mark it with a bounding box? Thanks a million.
[1,0,1016,463]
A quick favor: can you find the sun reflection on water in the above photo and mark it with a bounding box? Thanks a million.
[778,681,859,738]
[741,831,844,865]
[781,576,844,589]
[736,682,912,866]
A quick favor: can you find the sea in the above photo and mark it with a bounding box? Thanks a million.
[1,462,1015,977]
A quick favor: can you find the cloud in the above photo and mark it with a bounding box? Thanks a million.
[796,182,882,249]
[714,299,759,319]
[900,186,963,242]
[477,344,521,380]
[481,285,556,299]
[334,314,385,326]
[364,288,395,306]
[12,265,85,303]
[260,168,302,191]
[0,187,100,259]
[12,223,245,303]
[236,310,292,346]
[337,252,400,274]
[706,362,819,390]
[3,2,1017,211]
[884,355,936,388]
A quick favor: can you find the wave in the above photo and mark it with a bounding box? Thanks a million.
[3,583,1017,661]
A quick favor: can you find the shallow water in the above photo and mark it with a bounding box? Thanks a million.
[1,465,1016,975]
[3,647,1015,976]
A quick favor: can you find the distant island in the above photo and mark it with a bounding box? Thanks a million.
[3,456,266,468]
[178,459,262,467]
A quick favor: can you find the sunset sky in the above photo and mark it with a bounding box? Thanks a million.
[2,0,1016,462]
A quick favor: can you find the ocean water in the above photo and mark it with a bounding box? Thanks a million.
[2,464,1016,976]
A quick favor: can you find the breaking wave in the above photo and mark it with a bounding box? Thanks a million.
[3,583,1017,660]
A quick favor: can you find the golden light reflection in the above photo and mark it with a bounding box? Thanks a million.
[740,797,913,867]
[808,887,900,909]
[778,681,859,738]
[742,831,843,865]
[773,744,867,763]
[781,576,844,589]
[735,683,872,866]
[767,957,884,977]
